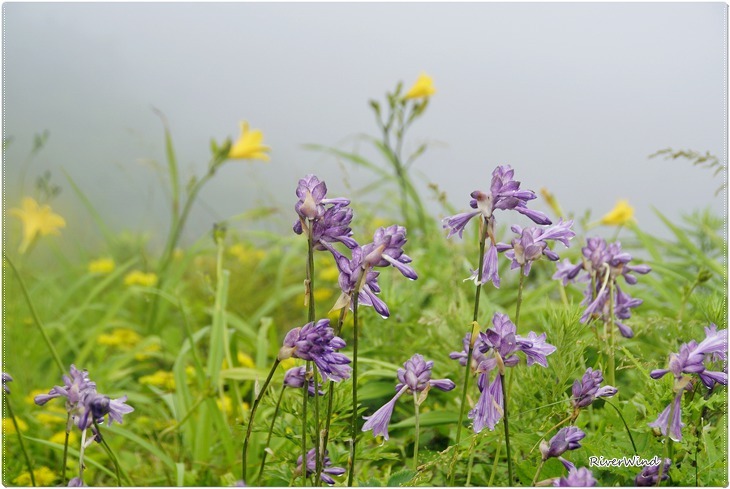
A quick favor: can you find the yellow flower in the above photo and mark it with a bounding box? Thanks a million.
[216,396,248,415]
[13,466,58,486]
[50,430,77,445]
[9,197,66,253]
[404,73,436,100]
[313,288,333,302]
[237,352,255,369]
[600,200,635,226]
[279,358,297,371]
[88,257,115,274]
[124,270,158,287]
[3,417,28,434]
[319,265,340,282]
[140,370,176,391]
[229,121,271,161]
[97,328,142,348]
[36,411,67,425]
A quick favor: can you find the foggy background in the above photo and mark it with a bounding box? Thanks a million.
[3,2,726,250]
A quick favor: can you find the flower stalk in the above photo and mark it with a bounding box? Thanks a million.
[347,269,367,487]
[4,396,36,486]
[413,392,421,471]
[241,359,280,481]
[257,385,286,483]
[500,372,514,486]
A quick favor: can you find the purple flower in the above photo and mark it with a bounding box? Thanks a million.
[295,448,345,485]
[443,165,551,285]
[554,467,597,487]
[363,354,454,440]
[555,237,650,338]
[67,477,86,487]
[468,313,556,432]
[361,225,417,280]
[449,333,488,373]
[634,459,671,486]
[2,372,12,394]
[294,174,350,222]
[540,426,586,460]
[283,366,325,396]
[34,364,96,408]
[572,368,617,409]
[649,325,727,441]
[497,220,575,275]
[294,204,358,251]
[76,390,134,430]
[278,319,351,382]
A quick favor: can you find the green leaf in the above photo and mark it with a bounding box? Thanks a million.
[390,411,459,429]
[387,469,416,487]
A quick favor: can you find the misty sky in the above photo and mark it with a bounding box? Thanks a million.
[3,2,726,249]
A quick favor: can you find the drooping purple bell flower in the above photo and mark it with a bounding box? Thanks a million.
[362,354,454,440]
[634,459,672,486]
[295,448,345,485]
[361,225,417,280]
[278,319,351,382]
[554,467,597,487]
[496,220,575,276]
[572,368,618,409]
[293,174,350,222]
[34,364,96,408]
[294,204,358,251]
[283,366,325,396]
[539,426,586,460]
[76,390,134,430]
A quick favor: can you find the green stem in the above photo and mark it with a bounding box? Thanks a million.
[242,359,280,482]
[608,279,616,389]
[465,432,480,486]
[347,270,367,487]
[93,420,123,486]
[532,460,546,486]
[4,255,65,374]
[306,223,323,486]
[257,386,286,483]
[78,428,88,481]
[449,218,488,485]
[603,400,637,454]
[322,308,348,458]
[500,373,514,486]
[61,414,70,485]
[302,360,309,487]
[413,392,420,471]
[515,266,525,329]
[5,397,35,486]
[487,433,502,486]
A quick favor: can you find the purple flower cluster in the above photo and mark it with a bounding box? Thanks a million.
[648,324,727,441]
[572,368,617,409]
[496,220,575,276]
[295,448,345,485]
[554,237,650,338]
[634,459,672,486]
[443,165,553,287]
[554,467,597,487]
[34,365,133,431]
[362,354,455,440]
[452,313,556,433]
[540,426,586,460]
[293,174,357,253]
[278,319,351,382]
[332,225,417,319]
[283,366,325,396]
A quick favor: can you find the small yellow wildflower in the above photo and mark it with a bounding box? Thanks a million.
[279,357,297,371]
[217,396,249,415]
[13,466,58,486]
[134,342,161,361]
[319,265,340,282]
[229,121,271,161]
[404,73,436,100]
[237,352,255,369]
[50,430,77,445]
[3,417,28,434]
[88,257,115,274]
[601,200,635,226]
[97,328,142,348]
[313,288,333,302]
[124,270,158,287]
[139,370,176,391]
[36,411,67,425]
[9,197,66,254]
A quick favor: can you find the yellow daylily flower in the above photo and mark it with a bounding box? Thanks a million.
[9,197,66,254]
[601,200,635,226]
[88,257,115,274]
[13,466,58,486]
[124,270,158,287]
[97,328,142,348]
[229,121,271,161]
[140,370,176,391]
[404,73,436,100]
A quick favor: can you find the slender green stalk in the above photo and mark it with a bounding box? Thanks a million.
[413,392,420,471]
[257,386,286,483]
[532,459,546,486]
[5,255,65,374]
[603,400,637,454]
[4,397,35,486]
[465,431,480,486]
[608,279,616,389]
[242,359,280,482]
[78,428,88,482]
[306,223,323,486]
[449,218,488,485]
[302,358,310,487]
[321,307,348,457]
[61,414,71,485]
[500,373,514,486]
[347,270,368,487]
[515,265,525,329]
[93,420,123,487]
[487,433,502,486]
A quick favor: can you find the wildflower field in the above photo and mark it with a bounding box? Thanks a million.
[2,75,727,487]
